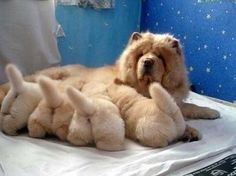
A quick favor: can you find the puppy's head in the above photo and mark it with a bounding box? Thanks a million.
[117,32,188,97]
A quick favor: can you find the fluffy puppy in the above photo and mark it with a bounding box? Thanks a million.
[66,82,125,151]
[28,76,84,140]
[117,32,220,119]
[0,64,42,135]
[108,81,199,147]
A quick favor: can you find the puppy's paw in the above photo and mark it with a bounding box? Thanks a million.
[67,132,90,146]
[96,141,125,151]
[28,120,46,138]
[2,115,18,135]
[55,125,68,141]
[181,125,201,142]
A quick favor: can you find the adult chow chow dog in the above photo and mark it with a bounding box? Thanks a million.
[116,32,220,119]
[0,32,220,133]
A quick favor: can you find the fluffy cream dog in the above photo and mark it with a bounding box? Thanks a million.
[0,64,42,135]
[66,82,125,151]
[108,80,198,147]
[116,32,220,120]
[28,76,84,140]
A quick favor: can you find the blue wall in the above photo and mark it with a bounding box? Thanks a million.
[56,1,141,67]
[141,0,236,102]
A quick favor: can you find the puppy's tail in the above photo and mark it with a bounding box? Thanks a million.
[38,76,63,108]
[149,83,181,117]
[66,86,96,116]
[5,64,25,93]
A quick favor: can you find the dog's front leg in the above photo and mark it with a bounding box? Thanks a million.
[180,102,220,120]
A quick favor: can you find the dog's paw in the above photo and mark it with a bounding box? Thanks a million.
[181,125,201,142]
[2,114,18,135]
[28,119,46,138]
[55,125,68,141]
[203,108,220,119]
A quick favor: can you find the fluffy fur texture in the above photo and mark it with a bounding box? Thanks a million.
[107,81,195,147]
[0,64,42,135]
[66,82,125,151]
[116,32,220,119]
[0,32,220,120]
[28,76,84,140]
[0,32,220,146]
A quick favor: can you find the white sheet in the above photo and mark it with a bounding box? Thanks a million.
[1,92,236,176]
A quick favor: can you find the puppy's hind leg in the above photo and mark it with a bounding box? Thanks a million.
[2,114,20,135]
[181,125,201,142]
[28,102,52,138]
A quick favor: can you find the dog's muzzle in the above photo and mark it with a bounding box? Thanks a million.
[143,59,154,73]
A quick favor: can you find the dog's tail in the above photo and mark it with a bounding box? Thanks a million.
[149,83,181,117]
[1,64,25,113]
[38,76,63,108]
[5,64,25,93]
[66,86,96,116]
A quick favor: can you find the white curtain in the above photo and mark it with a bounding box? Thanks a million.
[0,0,61,84]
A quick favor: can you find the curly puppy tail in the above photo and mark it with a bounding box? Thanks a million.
[38,76,63,108]
[149,83,180,117]
[5,64,24,93]
[66,86,96,116]
[1,64,24,113]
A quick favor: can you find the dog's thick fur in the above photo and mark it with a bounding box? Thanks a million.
[0,64,42,135]
[28,76,84,140]
[108,81,199,147]
[116,32,220,119]
[66,82,125,151]
[0,32,220,144]
[0,32,219,120]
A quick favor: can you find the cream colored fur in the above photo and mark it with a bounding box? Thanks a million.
[0,64,42,135]
[107,82,187,147]
[66,82,125,151]
[0,32,220,121]
[28,76,84,140]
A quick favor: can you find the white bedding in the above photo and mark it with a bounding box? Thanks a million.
[1,92,236,176]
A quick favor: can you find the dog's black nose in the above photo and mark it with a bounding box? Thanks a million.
[143,59,154,68]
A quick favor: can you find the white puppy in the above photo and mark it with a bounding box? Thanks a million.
[66,82,125,151]
[0,64,42,135]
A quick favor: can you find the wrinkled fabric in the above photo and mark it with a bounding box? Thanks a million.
[1,92,236,176]
[56,0,115,9]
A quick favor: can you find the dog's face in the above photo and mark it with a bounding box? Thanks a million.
[117,32,188,98]
[136,42,165,85]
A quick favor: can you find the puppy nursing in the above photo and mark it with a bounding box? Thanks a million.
[108,81,186,147]
[28,76,83,140]
[66,82,125,151]
[27,76,125,151]
[0,64,42,135]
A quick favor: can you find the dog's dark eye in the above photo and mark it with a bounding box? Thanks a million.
[158,54,164,60]
[138,53,143,58]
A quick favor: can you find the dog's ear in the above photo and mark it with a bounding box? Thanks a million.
[66,86,96,116]
[172,39,182,55]
[128,32,142,45]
